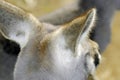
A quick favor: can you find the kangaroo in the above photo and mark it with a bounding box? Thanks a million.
[2,0,120,56]
[0,0,101,80]
[2,0,120,79]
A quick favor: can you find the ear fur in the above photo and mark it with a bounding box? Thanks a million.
[64,8,96,38]
[80,8,96,39]
[59,8,96,51]
[0,0,42,48]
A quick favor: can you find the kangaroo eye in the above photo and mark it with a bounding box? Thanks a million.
[94,54,99,67]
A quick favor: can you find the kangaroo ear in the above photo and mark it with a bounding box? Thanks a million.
[60,8,96,51]
[0,1,41,48]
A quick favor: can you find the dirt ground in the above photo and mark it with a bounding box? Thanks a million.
[4,0,120,80]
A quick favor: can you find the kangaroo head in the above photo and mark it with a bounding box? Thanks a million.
[0,1,101,80]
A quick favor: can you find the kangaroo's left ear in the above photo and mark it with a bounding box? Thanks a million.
[0,1,42,48]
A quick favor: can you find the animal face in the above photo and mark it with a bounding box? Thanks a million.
[0,1,101,80]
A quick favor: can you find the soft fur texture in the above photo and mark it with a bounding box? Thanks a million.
[0,0,119,80]
[0,1,101,80]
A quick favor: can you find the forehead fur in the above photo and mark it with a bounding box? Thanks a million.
[39,29,99,57]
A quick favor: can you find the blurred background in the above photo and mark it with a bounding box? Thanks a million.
[3,0,120,80]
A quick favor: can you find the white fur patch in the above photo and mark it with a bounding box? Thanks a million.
[9,21,32,48]
[86,55,95,74]
[51,33,75,69]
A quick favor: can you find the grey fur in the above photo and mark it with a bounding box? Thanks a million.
[0,33,18,80]
[0,1,100,80]
[0,1,40,80]
[0,46,16,80]
[14,8,99,80]
[0,0,120,80]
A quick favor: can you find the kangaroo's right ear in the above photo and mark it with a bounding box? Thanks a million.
[0,1,41,48]
[53,8,96,53]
